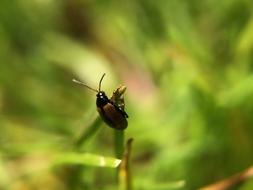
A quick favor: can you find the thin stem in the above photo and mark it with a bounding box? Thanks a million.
[62,116,103,189]
[114,130,125,189]
[114,130,125,159]
[74,116,102,149]
[119,138,133,190]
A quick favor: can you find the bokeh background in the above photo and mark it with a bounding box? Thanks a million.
[1,0,253,189]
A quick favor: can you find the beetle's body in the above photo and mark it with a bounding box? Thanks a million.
[73,74,128,130]
[96,91,128,130]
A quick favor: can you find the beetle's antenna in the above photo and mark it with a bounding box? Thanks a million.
[98,73,106,91]
[72,79,98,93]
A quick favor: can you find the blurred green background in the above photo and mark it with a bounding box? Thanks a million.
[1,0,253,189]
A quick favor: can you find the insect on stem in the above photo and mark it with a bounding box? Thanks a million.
[72,73,128,130]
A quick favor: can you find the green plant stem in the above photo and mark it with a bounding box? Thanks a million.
[74,116,102,149]
[114,130,125,159]
[119,138,133,190]
[114,130,125,189]
[62,116,102,189]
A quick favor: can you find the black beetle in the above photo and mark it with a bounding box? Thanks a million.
[73,73,128,130]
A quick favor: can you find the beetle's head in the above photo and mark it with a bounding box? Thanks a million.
[96,91,106,99]
[96,91,109,106]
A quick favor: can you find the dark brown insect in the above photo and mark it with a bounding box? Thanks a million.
[73,74,128,130]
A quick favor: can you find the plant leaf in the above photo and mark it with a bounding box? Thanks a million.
[53,152,121,168]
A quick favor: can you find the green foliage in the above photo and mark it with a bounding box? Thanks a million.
[0,0,253,189]
[54,152,121,168]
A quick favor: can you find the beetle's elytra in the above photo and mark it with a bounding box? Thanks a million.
[73,74,128,130]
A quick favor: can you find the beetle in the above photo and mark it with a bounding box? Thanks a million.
[73,73,128,130]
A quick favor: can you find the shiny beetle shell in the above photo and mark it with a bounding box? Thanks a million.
[96,91,128,130]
